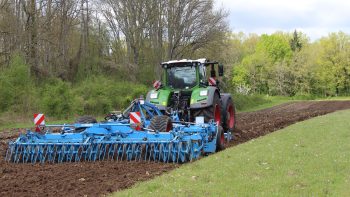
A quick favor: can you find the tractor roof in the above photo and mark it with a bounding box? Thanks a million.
[161,58,218,68]
[162,58,207,65]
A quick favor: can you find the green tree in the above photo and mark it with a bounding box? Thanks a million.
[316,32,350,96]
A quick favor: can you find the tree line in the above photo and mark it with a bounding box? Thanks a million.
[0,0,227,83]
[0,0,349,119]
[230,31,350,97]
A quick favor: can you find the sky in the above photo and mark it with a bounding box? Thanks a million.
[215,0,350,40]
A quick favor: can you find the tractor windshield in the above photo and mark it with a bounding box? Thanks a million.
[167,66,197,89]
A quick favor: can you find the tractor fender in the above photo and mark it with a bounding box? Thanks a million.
[220,93,232,105]
[190,86,220,109]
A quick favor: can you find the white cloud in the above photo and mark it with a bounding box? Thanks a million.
[215,0,350,40]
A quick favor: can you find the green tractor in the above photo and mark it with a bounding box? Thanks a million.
[146,58,236,145]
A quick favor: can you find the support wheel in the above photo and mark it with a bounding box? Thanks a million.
[148,115,173,132]
[216,125,225,151]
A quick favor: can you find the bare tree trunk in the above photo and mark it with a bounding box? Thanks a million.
[28,0,38,77]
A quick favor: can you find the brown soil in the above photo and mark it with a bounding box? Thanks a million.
[1,100,350,197]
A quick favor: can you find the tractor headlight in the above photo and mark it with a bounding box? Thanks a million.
[150,92,158,99]
[200,90,208,96]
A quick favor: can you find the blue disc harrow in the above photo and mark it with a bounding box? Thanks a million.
[5,100,229,164]
[5,123,216,164]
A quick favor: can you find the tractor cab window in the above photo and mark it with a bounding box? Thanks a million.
[199,64,206,83]
[167,66,197,89]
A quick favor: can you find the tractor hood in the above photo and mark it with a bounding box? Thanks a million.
[146,89,171,110]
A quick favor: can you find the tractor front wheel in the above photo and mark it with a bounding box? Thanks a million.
[192,93,221,124]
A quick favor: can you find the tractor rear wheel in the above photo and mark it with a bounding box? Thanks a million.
[216,125,225,151]
[192,93,221,124]
[221,96,236,133]
[148,115,173,132]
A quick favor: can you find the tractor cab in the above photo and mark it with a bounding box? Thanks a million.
[162,59,223,90]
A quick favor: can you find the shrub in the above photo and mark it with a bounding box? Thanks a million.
[0,55,36,113]
[40,79,79,119]
[73,76,148,115]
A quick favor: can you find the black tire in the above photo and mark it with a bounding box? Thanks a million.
[216,125,225,151]
[192,93,221,123]
[221,96,236,133]
[75,115,97,124]
[148,115,173,132]
[75,115,97,133]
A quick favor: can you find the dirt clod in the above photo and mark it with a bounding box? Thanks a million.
[0,100,349,196]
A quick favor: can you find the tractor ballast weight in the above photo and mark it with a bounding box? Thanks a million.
[5,100,230,164]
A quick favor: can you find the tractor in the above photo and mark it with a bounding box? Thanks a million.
[146,58,236,148]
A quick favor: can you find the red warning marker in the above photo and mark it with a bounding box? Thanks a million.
[130,112,141,130]
[34,113,45,132]
[208,77,216,86]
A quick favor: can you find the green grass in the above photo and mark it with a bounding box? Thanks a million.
[0,116,105,130]
[114,109,350,197]
[314,96,350,101]
[238,96,294,112]
[0,118,74,130]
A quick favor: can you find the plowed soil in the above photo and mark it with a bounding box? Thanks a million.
[1,100,350,197]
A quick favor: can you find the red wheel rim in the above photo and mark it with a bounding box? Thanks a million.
[227,104,235,129]
[214,104,221,124]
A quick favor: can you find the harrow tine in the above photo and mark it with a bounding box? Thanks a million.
[135,143,142,161]
[5,144,13,162]
[9,145,17,163]
[159,143,164,162]
[19,145,26,163]
[101,143,108,161]
[52,145,58,163]
[13,145,19,163]
[41,145,47,164]
[126,144,132,161]
[76,145,82,162]
[144,144,149,161]
[23,145,29,163]
[46,145,51,163]
[148,144,153,162]
[109,143,116,161]
[121,144,127,161]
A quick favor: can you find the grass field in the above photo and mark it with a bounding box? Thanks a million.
[0,116,107,130]
[114,109,350,197]
[238,96,294,112]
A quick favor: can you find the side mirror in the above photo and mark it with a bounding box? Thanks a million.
[218,64,224,76]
